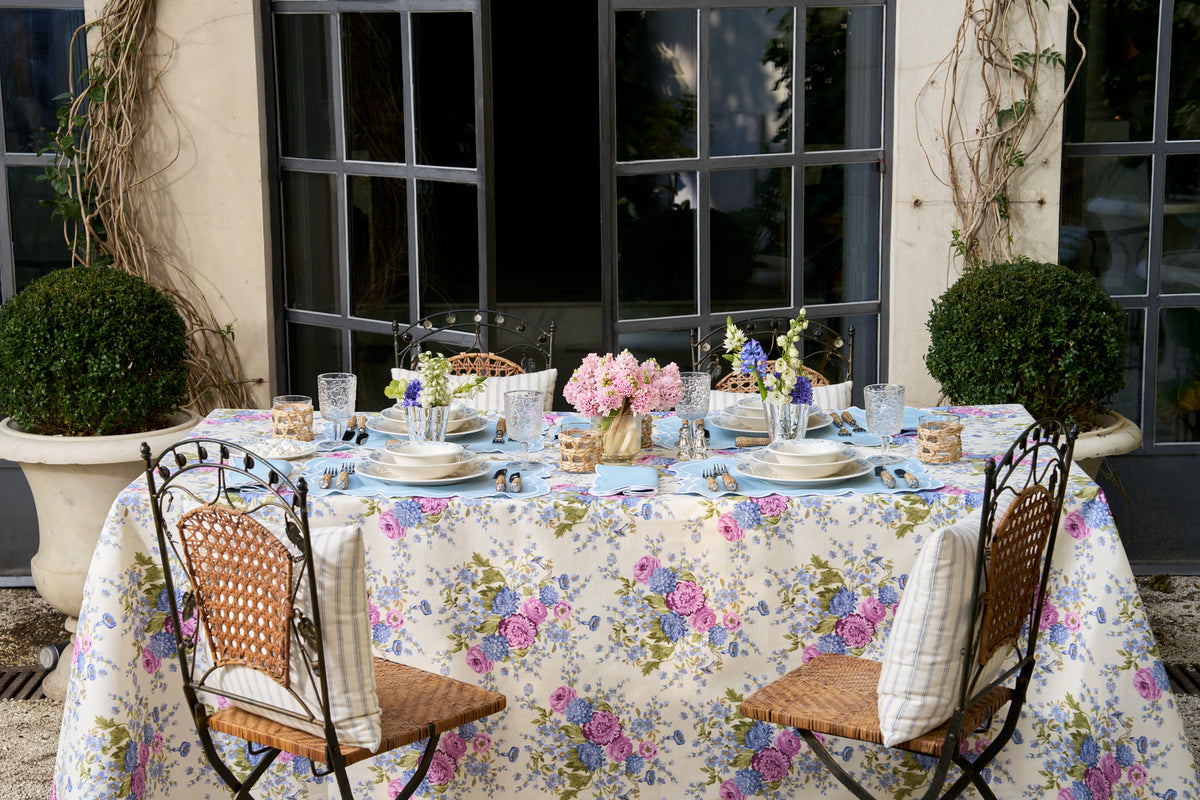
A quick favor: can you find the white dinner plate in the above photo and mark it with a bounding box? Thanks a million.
[733,455,875,487]
[253,439,319,460]
[358,457,491,486]
[748,448,860,480]
[709,408,832,435]
[365,413,489,440]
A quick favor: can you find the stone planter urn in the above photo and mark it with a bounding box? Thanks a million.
[1073,410,1143,478]
[0,411,200,699]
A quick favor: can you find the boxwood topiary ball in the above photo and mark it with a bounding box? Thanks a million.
[925,258,1125,424]
[0,266,190,436]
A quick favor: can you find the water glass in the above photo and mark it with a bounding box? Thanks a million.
[864,383,905,465]
[271,395,313,441]
[504,390,544,471]
[317,372,357,443]
[675,372,711,460]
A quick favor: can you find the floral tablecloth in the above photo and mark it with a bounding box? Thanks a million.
[53,405,1199,800]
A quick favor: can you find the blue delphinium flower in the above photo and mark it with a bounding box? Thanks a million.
[829,586,858,618]
[480,634,510,662]
[1114,743,1135,767]
[491,586,520,617]
[658,612,689,642]
[817,633,847,654]
[648,567,678,595]
[745,721,775,752]
[393,498,423,528]
[577,742,605,772]
[1080,735,1100,767]
[708,626,728,646]
[402,379,422,407]
[564,697,595,726]
[732,500,762,529]
[734,767,764,795]
[624,754,644,774]
[790,374,813,405]
[539,584,560,606]
[878,584,899,607]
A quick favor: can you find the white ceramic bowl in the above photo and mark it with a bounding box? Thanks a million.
[751,449,857,479]
[767,439,852,465]
[382,441,465,466]
[368,447,471,480]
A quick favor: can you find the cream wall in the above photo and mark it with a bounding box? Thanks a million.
[889,0,1069,406]
[84,0,275,408]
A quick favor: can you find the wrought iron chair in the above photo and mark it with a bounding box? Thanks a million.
[141,438,506,799]
[740,418,1077,800]
[690,316,853,392]
[393,309,555,375]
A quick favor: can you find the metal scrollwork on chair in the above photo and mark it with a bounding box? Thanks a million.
[690,315,854,392]
[392,309,555,375]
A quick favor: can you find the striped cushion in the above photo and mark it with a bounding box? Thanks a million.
[392,367,557,412]
[710,380,853,412]
[876,496,1013,746]
[208,524,381,749]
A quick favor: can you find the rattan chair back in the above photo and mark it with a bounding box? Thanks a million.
[692,316,852,391]
[447,350,524,377]
[714,360,830,392]
[393,309,554,374]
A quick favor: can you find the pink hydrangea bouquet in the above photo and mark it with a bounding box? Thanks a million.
[563,350,684,417]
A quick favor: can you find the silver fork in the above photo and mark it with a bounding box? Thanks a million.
[713,464,738,491]
[336,462,356,491]
[319,467,336,489]
[830,414,852,437]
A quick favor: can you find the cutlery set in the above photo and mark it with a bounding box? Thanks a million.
[492,468,523,493]
[340,416,370,444]
[318,462,356,490]
[703,465,738,492]
[874,464,919,489]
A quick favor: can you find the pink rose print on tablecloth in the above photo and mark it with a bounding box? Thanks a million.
[718,513,744,542]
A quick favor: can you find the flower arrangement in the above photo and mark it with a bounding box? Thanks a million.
[563,350,684,417]
[722,312,813,406]
[384,351,484,407]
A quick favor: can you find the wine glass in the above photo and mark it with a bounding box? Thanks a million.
[317,372,357,444]
[504,389,544,471]
[675,372,711,460]
[864,383,905,465]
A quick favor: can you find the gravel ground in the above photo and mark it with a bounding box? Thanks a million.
[1,580,1197,793]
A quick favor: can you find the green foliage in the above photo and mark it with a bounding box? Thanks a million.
[0,267,190,435]
[925,258,1125,424]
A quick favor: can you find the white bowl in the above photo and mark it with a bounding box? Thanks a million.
[751,449,857,479]
[382,441,465,466]
[767,439,852,465]
[368,448,471,479]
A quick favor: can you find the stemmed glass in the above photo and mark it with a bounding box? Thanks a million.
[504,390,544,471]
[864,383,905,465]
[317,372,357,444]
[675,372,711,460]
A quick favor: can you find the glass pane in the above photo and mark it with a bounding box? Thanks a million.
[1170,1,1200,140]
[352,329,394,413]
[1162,154,1200,293]
[413,13,475,168]
[803,163,879,305]
[282,170,338,313]
[616,328,692,373]
[7,166,73,291]
[805,6,884,152]
[711,167,790,313]
[343,14,405,163]
[615,10,697,161]
[348,175,407,321]
[616,172,696,320]
[287,323,341,397]
[1063,0,1157,143]
[1058,155,1150,295]
[1112,308,1143,426]
[276,14,333,160]
[710,8,791,157]
[1156,308,1200,443]
[417,180,477,313]
[0,9,85,154]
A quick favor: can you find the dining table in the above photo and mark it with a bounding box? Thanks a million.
[52,403,1200,800]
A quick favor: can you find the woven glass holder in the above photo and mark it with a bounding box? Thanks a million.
[559,424,602,473]
[271,395,314,441]
[917,414,962,464]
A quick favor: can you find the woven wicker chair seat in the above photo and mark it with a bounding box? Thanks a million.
[715,362,829,393]
[448,352,524,377]
[208,658,506,765]
[740,654,1012,757]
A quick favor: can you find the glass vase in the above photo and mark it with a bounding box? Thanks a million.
[593,412,642,465]
[764,401,810,443]
[405,405,450,443]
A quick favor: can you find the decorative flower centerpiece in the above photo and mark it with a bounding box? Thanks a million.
[384,352,484,441]
[722,312,814,441]
[563,350,683,463]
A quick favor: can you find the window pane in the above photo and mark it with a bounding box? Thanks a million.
[413,13,474,168]
[1162,154,1200,293]
[1170,1,1200,140]
[348,175,407,321]
[7,166,72,291]
[343,14,405,163]
[1156,308,1200,444]
[803,163,879,305]
[282,170,338,313]
[0,9,85,154]
[352,329,394,412]
[805,6,884,152]
[711,167,790,313]
[287,323,341,398]
[616,172,696,320]
[710,8,791,157]
[1112,308,1143,426]
[417,180,477,313]
[615,10,697,161]
[277,14,333,160]
[1063,0,1157,143]
[1058,155,1150,295]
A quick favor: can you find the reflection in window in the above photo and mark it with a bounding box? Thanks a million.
[276,14,332,160]
[1162,154,1200,294]
[805,6,884,152]
[615,10,697,162]
[0,9,85,154]
[616,172,696,319]
[7,166,72,290]
[711,167,789,313]
[1170,1,1200,141]
[1059,155,1151,295]
[413,13,475,168]
[710,8,791,157]
[417,180,477,313]
[1157,308,1200,443]
[344,14,404,164]
[349,175,407,321]
[803,163,879,305]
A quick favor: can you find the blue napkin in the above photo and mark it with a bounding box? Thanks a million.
[590,465,659,496]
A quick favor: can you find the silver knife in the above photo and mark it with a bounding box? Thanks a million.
[894,467,921,489]
[355,415,369,445]
[875,464,896,488]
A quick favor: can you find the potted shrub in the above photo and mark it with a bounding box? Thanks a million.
[925,257,1141,470]
[0,266,199,698]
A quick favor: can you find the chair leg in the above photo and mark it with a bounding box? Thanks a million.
[231,745,281,800]
[798,730,880,800]
[392,725,442,800]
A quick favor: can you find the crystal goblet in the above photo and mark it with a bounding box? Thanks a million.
[864,383,905,465]
[504,390,544,471]
[317,372,357,444]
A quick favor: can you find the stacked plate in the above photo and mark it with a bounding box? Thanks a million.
[362,441,489,485]
[709,397,832,435]
[736,440,874,486]
[366,403,488,439]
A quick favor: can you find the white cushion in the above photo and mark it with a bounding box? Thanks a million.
[208,524,381,749]
[876,493,1014,746]
[709,380,852,413]
[391,367,557,412]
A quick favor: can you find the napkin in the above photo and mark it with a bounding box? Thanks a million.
[590,465,659,497]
